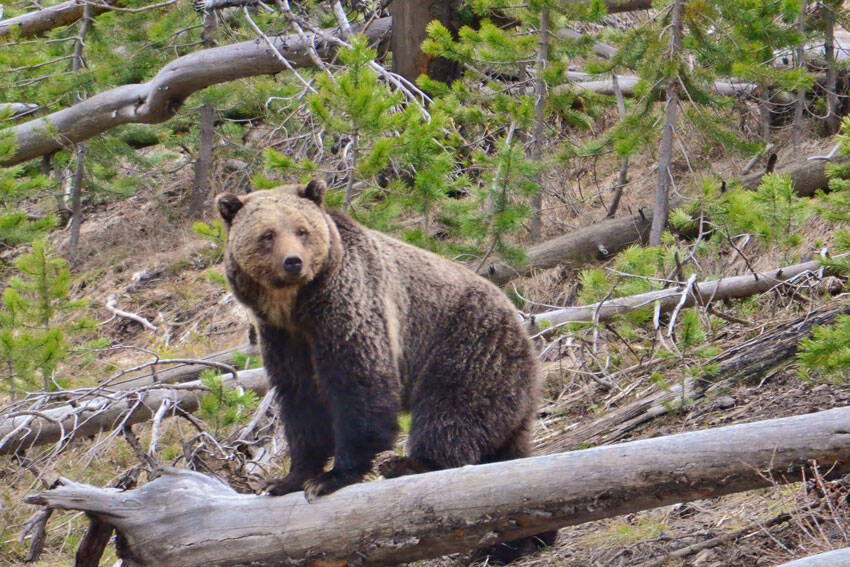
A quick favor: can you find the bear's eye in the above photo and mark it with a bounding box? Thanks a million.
[259,230,275,243]
[296,227,309,239]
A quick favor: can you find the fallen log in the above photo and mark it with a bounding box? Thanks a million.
[0,0,119,40]
[23,406,850,567]
[479,209,653,285]
[1,17,392,167]
[529,254,843,330]
[562,72,756,97]
[547,298,850,452]
[777,548,850,567]
[0,368,269,456]
[480,153,844,286]
[115,342,258,390]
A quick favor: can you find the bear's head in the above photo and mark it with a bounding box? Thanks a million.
[215,180,334,294]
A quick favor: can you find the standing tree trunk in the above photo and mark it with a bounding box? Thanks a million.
[67,3,91,264]
[189,10,218,217]
[823,1,840,135]
[390,0,461,83]
[607,72,629,218]
[649,0,684,247]
[529,9,549,242]
[792,0,807,159]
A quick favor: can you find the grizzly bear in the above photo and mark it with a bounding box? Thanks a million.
[216,180,556,561]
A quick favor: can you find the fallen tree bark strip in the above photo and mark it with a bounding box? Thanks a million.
[481,156,842,285]
[0,368,269,456]
[23,406,850,567]
[1,17,392,167]
[529,254,844,329]
[546,298,850,453]
[776,548,850,567]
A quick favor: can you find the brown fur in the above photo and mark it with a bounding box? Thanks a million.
[217,181,555,561]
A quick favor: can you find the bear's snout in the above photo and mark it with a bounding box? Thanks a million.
[283,255,304,275]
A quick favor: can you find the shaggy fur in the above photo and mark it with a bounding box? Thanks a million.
[217,181,555,561]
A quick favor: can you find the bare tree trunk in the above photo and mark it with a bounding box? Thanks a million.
[649,0,684,247]
[390,0,460,83]
[529,9,549,242]
[189,11,218,217]
[24,406,850,567]
[792,1,807,159]
[68,143,85,263]
[607,72,629,218]
[824,2,841,135]
[67,3,92,264]
[759,88,771,144]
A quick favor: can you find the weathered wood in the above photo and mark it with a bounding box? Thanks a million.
[117,342,257,390]
[776,548,850,567]
[479,209,653,285]
[1,18,392,167]
[24,406,850,567]
[0,368,269,456]
[530,255,842,329]
[481,155,843,285]
[548,299,850,452]
[0,0,118,39]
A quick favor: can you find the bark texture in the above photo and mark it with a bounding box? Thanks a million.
[0,369,269,456]
[24,406,850,567]
[1,18,392,167]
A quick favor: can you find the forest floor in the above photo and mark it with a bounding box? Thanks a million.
[3,132,850,567]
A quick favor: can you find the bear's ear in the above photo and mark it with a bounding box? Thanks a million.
[216,193,244,224]
[300,179,327,205]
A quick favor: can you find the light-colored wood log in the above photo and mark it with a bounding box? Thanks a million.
[24,406,850,566]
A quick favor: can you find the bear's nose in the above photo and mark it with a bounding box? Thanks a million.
[283,255,303,275]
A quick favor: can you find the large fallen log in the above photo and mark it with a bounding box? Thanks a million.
[1,18,392,167]
[0,0,120,39]
[480,155,844,285]
[0,368,269,456]
[529,254,842,330]
[479,209,653,284]
[24,406,850,567]
[777,548,850,567]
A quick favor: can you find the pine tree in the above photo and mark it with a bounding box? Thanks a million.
[0,239,94,396]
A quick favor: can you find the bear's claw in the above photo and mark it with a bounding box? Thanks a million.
[302,469,363,502]
[263,474,306,496]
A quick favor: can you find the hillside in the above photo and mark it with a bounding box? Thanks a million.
[3,1,850,566]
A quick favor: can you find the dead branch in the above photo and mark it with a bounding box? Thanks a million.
[0,368,269,456]
[1,18,392,167]
[548,298,850,453]
[104,294,157,331]
[23,406,850,567]
[529,254,843,330]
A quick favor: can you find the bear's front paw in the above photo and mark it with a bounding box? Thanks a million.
[377,455,428,479]
[302,469,363,502]
[263,474,307,496]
